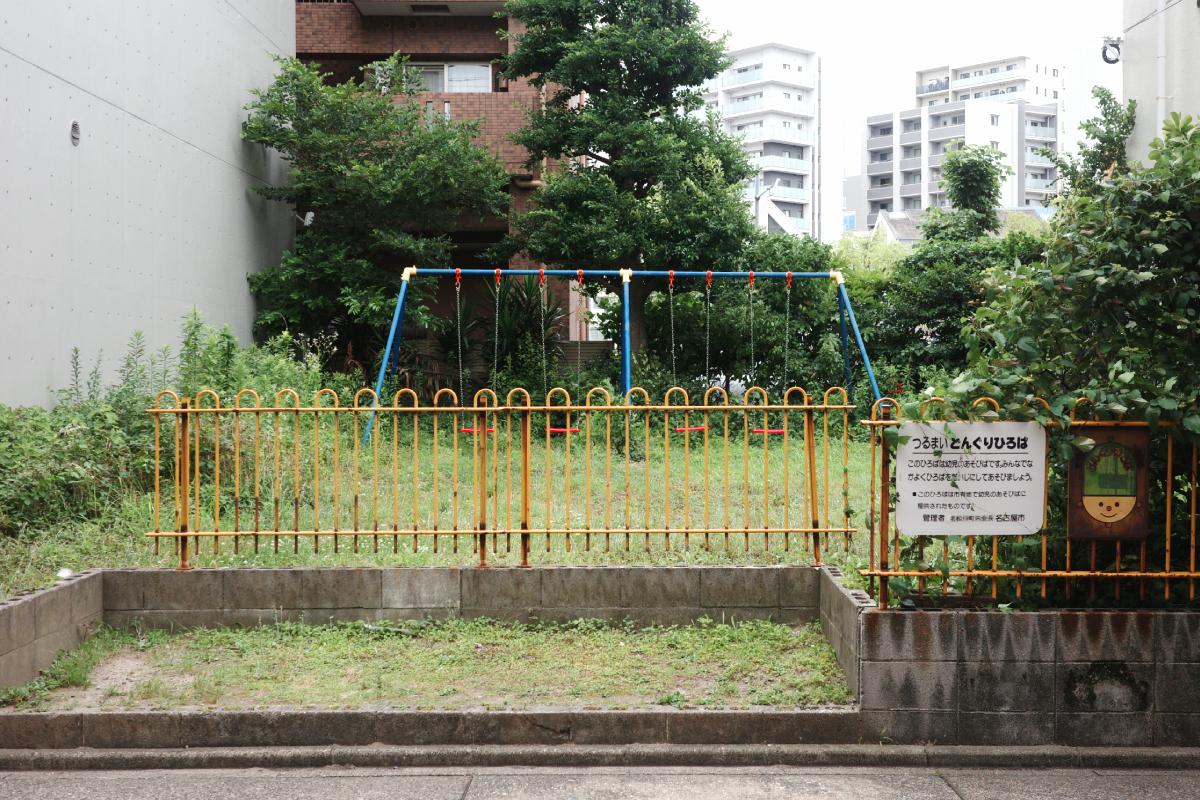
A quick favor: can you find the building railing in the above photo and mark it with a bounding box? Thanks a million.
[1025,124,1057,140]
[916,78,949,94]
[863,398,1200,609]
[148,387,856,569]
[755,155,812,173]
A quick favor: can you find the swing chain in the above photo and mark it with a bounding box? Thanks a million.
[747,271,755,386]
[667,270,676,386]
[492,270,501,393]
[704,270,712,383]
[538,268,548,400]
[575,270,584,383]
[454,269,464,402]
[784,272,792,390]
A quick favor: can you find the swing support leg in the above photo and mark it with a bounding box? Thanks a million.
[834,276,881,403]
[365,267,414,441]
[619,269,633,399]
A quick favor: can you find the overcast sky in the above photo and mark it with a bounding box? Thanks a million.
[693,0,1125,240]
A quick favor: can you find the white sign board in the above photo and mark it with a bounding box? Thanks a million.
[895,421,1046,537]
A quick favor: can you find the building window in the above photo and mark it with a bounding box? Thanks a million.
[782,63,792,70]
[1007,64,1015,71]
[735,63,763,74]
[782,120,791,128]
[1053,90,1059,99]
[990,141,1000,149]
[959,72,969,79]
[990,114,1000,125]
[1053,68,1059,77]
[974,92,982,98]
[413,63,493,93]
[990,66,999,73]
[903,197,921,210]
[990,89,1000,95]
[1006,86,1016,93]
[783,92,791,99]
[877,125,893,135]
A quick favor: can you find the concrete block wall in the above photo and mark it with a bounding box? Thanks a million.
[855,607,1200,746]
[818,567,875,696]
[98,566,820,631]
[0,572,102,688]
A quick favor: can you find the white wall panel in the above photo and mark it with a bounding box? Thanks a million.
[0,1,294,405]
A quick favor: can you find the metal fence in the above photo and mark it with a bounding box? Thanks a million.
[148,387,856,569]
[864,398,1200,609]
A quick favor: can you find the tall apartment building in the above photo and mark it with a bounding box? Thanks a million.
[846,56,1064,232]
[0,1,296,406]
[703,44,821,238]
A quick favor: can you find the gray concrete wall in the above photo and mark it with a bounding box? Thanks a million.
[818,567,875,697]
[1123,0,1200,160]
[0,1,296,405]
[0,572,102,688]
[856,607,1200,746]
[99,566,820,631]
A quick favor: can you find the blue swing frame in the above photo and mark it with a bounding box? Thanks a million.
[364,267,881,439]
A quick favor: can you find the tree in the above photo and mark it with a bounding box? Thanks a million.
[1048,87,1136,195]
[933,143,1010,237]
[956,113,1200,434]
[870,141,1036,391]
[499,0,758,351]
[242,55,509,361]
[832,231,909,273]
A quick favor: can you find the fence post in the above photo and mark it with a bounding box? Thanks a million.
[878,404,891,609]
[804,408,822,565]
[520,406,531,568]
[476,407,488,569]
[177,399,192,571]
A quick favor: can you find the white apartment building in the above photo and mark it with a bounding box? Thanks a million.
[846,56,1064,232]
[703,43,821,238]
[1122,0,1200,159]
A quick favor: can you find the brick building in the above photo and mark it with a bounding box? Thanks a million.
[296,0,602,356]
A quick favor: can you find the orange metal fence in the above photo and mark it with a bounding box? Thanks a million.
[864,398,1200,609]
[148,387,856,568]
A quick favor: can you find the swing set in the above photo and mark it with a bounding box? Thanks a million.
[368,266,880,439]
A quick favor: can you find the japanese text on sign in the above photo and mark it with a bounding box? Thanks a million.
[895,421,1046,536]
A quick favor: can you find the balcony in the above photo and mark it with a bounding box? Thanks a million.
[867,212,879,228]
[1026,150,1054,166]
[866,160,893,176]
[737,125,814,145]
[899,130,923,145]
[916,78,950,95]
[866,185,895,201]
[1026,177,1055,191]
[927,153,945,167]
[1025,124,1056,140]
[722,65,814,89]
[867,134,894,150]
[725,97,766,116]
[928,123,966,142]
[899,107,922,121]
[770,185,811,202]
[953,69,1024,89]
[899,182,922,198]
[755,155,811,173]
[900,157,922,171]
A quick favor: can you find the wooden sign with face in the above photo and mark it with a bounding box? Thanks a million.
[1068,427,1149,541]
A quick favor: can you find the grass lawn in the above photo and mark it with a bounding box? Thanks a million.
[1,618,852,711]
[0,429,879,596]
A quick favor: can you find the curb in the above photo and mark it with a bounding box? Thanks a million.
[1,744,1199,771]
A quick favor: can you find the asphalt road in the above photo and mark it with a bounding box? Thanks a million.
[1,766,1198,799]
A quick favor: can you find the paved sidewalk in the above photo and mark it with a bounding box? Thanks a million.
[1,766,1197,799]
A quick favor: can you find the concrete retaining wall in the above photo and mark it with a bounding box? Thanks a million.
[0,571,102,687]
[818,567,875,697]
[856,607,1200,746]
[98,566,819,631]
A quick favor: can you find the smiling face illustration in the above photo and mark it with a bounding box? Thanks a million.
[1081,441,1137,525]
